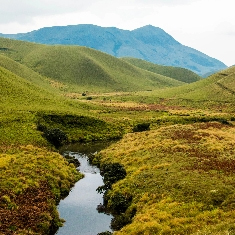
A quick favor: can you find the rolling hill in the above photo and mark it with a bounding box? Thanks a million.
[2,24,227,76]
[122,57,202,83]
[155,65,235,103]
[0,37,184,93]
[0,62,69,112]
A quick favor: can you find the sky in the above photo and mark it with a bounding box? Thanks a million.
[0,0,235,66]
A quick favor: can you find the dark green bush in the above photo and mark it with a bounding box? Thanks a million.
[43,128,68,148]
[97,231,112,235]
[97,231,113,235]
[110,207,136,231]
[108,192,132,214]
[97,163,126,193]
[133,123,150,132]
[110,214,131,231]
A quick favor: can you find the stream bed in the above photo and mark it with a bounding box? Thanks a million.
[56,143,113,235]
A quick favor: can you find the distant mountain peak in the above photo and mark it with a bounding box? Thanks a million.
[1,24,227,75]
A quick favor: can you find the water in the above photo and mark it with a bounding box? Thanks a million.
[56,143,113,235]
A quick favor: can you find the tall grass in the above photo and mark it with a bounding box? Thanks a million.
[95,122,235,234]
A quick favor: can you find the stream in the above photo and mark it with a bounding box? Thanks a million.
[56,142,113,235]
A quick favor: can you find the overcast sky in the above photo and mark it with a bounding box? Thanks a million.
[0,0,234,66]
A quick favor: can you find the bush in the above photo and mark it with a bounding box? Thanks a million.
[133,123,150,132]
[97,163,126,193]
[43,128,68,148]
[111,214,131,231]
[108,192,132,214]
[97,232,112,235]
[110,207,136,231]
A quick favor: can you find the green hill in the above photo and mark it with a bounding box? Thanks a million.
[0,65,61,111]
[122,57,202,83]
[0,37,184,93]
[0,54,62,94]
[151,66,235,104]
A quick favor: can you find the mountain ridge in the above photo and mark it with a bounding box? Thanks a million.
[1,24,227,76]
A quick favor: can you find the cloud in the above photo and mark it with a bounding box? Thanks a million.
[0,0,234,65]
[0,0,94,24]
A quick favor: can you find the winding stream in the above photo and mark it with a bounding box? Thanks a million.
[56,143,113,235]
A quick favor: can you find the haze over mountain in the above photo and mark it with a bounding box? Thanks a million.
[1,24,227,76]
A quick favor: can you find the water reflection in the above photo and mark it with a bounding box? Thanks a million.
[56,143,113,235]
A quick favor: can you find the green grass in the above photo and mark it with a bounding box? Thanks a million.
[94,122,235,235]
[0,54,64,94]
[0,37,235,235]
[122,57,202,83]
[0,37,184,93]
[96,66,235,112]
[149,66,235,102]
[0,145,82,235]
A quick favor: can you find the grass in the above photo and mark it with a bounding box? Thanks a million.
[94,122,235,234]
[0,145,82,235]
[0,37,184,93]
[0,37,235,234]
[122,57,202,83]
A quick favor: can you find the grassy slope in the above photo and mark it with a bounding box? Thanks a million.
[156,66,235,101]
[0,65,62,112]
[119,66,235,111]
[0,65,83,234]
[0,63,122,234]
[0,37,184,93]
[97,122,235,235]
[122,57,202,83]
[0,54,64,94]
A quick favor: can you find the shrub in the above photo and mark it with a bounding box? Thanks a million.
[97,232,112,235]
[97,163,126,193]
[133,123,150,132]
[111,214,131,231]
[110,206,136,231]
[108,192,132,214]
[43,128,68,148]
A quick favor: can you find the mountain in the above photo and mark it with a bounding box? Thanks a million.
[122,57,202,83]
[2,24,227,76]
[0,37,184,93]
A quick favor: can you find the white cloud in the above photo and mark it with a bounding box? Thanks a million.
[0,0,234,65]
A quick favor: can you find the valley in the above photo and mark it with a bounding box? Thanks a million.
[0,37,235,235]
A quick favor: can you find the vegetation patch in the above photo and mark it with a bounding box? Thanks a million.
[95,122,235,234]
[133,123,150,132]
[0,145,82,235]
[0,181,58,235]
[37,113,123,143]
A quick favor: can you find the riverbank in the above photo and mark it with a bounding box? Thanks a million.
[0,145,82,235]
[0,110,122,235]
[94,122,235,234]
